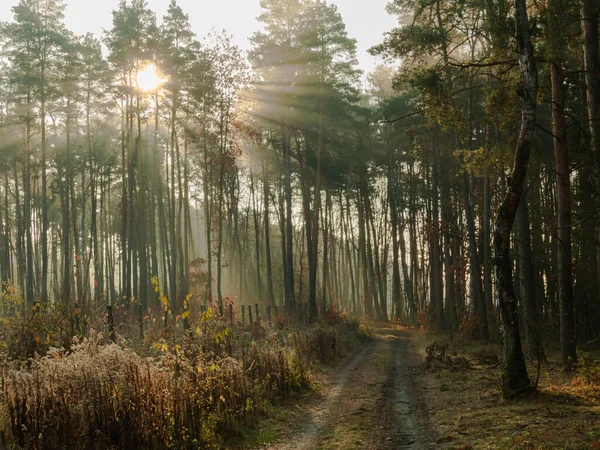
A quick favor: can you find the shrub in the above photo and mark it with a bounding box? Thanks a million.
[0,304,82,359]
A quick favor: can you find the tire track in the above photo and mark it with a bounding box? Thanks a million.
[264,325,434,450]
[266,339,377,450]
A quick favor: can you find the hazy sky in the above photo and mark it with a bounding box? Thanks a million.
[0,0,397,75]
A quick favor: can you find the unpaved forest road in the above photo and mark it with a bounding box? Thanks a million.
[265,324,437,450]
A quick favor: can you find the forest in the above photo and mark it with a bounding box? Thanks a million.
[0,0,599,448]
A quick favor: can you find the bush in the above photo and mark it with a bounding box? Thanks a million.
[0,304,83,359]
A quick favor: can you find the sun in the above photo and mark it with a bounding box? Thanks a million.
[136,64,164,92]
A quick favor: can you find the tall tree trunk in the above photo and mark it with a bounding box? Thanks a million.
[14,162,25,298]
[358,172,373,317]
[251,171,262,299]
[40,65,48,304]
[483,125,494,316]
[24,91,34,307]
[283,126,295,314]
[169,90,178,313]
[493,0,536,398]
[431,134,445,329]
[388,139,403,322]
[516,194,545,361]
[463,171,488,339]
[263,160,275,306]
[548,10,577,369]
[120,94,128,306]
[202,116,213,303]
[321,188,331,312]
[580,0,600,334]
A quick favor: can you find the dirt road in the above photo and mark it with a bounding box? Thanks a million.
[265,324,436,450]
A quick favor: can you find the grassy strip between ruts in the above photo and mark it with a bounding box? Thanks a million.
[411,328,600,449]
[0,307,368,449]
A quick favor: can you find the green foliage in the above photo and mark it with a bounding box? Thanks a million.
[454,145,507,177]
[371,25,445,61]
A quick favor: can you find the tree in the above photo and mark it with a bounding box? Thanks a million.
[493,0,536,398]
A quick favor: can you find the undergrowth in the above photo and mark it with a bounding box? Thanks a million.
[0,305,367,449]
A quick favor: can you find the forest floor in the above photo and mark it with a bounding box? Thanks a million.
[243,324,600,450]
[413,330,600,449]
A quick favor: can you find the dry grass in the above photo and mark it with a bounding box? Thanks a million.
[0,307,367,449]
[412,330,600,449]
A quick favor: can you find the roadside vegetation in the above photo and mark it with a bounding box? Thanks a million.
[0,303,367,449]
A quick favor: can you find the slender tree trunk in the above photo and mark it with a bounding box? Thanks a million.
[202,117,213,303]
[283,126,295,314]
[169,90,178,313]
[40,66,48,304]
[516,194,545,361]
[251,171,262,299]
[580,0,600,333]
[358,172,373,317]
[263,160,275,306]
[548,23,577,369]
[483,126,494,315]
[493,0,536,398]
[120,94,128,305]
[431,134,444,329]
[463,171,489,339]
[321,188,331,312]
